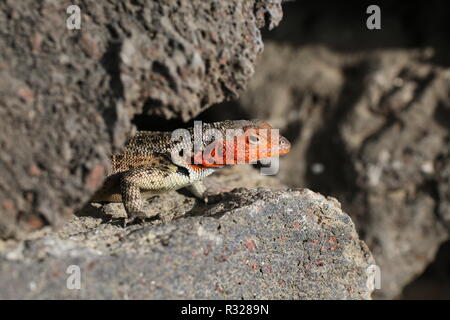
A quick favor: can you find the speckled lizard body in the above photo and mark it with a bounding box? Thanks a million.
[91,120,291,219]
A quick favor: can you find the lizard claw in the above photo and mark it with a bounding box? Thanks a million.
[203,192,222,204]
[128,211,147,219]
[125,211,148,225]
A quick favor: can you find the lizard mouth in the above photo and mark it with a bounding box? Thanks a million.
[265,136,291,157]
[188,130,291,167]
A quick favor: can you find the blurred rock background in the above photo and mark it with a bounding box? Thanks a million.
[187,0,450,299]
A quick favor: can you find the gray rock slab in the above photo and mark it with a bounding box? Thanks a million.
[0,187,374,299]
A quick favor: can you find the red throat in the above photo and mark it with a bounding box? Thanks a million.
[189,129,290,168]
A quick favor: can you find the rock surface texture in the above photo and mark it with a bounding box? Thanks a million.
[0,0,282,238]
[0,167,374,299]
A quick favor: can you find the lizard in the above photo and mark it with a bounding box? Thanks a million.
[90,120,291,220]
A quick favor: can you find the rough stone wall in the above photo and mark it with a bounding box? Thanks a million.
[0,0,282,239]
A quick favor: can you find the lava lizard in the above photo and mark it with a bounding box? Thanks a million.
[91,120,291,219]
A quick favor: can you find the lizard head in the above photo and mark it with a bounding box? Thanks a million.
[197,120,291,167]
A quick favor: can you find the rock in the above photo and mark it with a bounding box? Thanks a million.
[0,0,283,239]
[0,179,375,299]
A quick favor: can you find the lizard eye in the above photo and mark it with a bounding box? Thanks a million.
[248,135,259,144]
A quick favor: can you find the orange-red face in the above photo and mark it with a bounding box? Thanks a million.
[193,121,291,168]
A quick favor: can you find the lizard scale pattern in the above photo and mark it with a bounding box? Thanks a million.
[91,120,291,219]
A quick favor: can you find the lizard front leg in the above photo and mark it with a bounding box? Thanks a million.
[186,180,208,203]
[120,167,159,219]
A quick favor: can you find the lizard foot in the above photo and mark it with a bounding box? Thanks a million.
[202,192,223,205]
[125,211,148,225]
[128,210,146,217]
